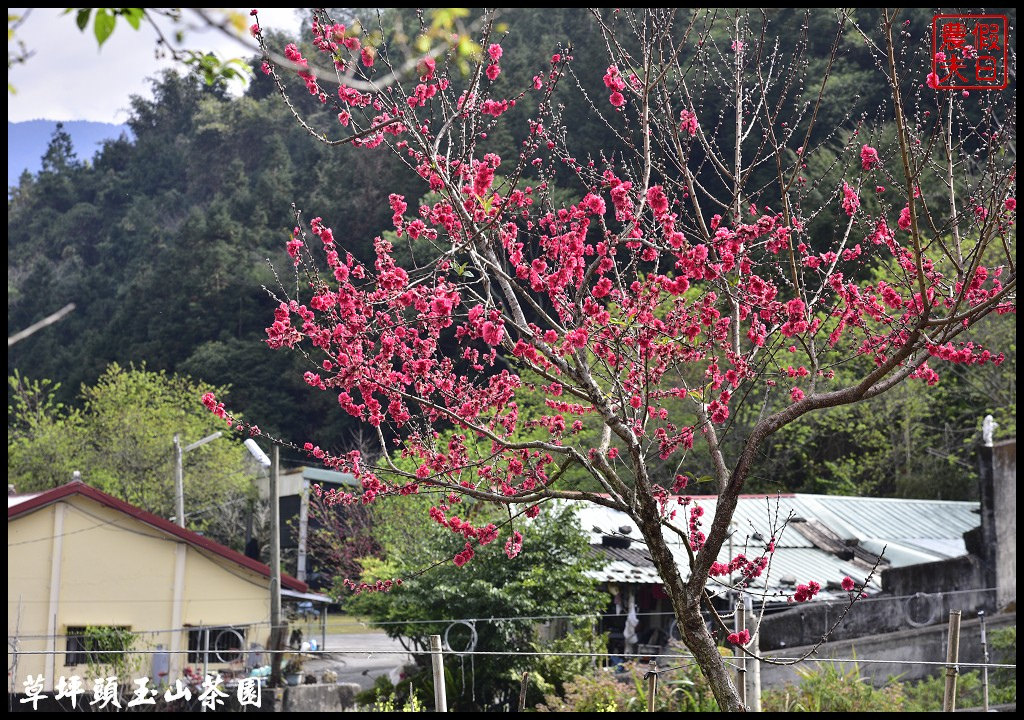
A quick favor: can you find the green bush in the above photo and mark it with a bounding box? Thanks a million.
[535,669,633,713]
[536,647,720,713]
[765,626,1017,712]
[762,661,907,712]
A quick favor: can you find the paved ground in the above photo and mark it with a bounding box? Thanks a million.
[304,632,415,691]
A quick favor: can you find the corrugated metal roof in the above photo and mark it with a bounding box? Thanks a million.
[575,494,979,600]
[901,536,968,558]
[707,495,815,549]
[579,496,817,549]
[593,558,664,585]
[598,544,655,567]
[791,495,979,544]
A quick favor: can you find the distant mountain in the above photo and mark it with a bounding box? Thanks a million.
[8,120,132,188]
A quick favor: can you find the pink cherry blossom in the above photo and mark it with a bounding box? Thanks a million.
[860,144,879,170]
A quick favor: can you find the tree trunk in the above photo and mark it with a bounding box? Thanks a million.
[633,490,745,711]
[675,595,745,711]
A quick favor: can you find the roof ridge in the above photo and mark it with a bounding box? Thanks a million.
[8,481,308,593]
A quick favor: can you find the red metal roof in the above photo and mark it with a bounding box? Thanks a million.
[8,481,308,593]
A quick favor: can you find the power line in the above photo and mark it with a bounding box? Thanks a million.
[274,586,1005,628]
[7,517,124,547]
[5,585,1002,623]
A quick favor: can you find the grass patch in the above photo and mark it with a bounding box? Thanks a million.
[322,611,385,635]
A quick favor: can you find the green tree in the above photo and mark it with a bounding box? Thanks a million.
[8,363,256,548]
[7,372,87,486]
[348,497,608,711]
[40,122,79,174]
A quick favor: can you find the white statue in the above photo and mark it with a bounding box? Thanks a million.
[982,415,998,447]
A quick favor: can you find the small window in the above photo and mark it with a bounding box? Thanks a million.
[187,626,247,664]
[65,626,132,666]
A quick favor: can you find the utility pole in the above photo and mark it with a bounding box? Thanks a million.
[173,435,184,528]
[241,438,277,688]
[269,445,283,689]
[646,659,658,712]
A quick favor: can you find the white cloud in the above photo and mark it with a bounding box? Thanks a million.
[7,8,303,124]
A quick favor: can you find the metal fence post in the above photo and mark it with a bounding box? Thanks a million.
[942,610,961,712]
[735,597,747,708]
[646,659,658,712]
[744,594,761,712]
[978,610,989,712]
[202,627,210,713]
[430,634,447,712]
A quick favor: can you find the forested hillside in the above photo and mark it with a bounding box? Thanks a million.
[7,8,1014,499]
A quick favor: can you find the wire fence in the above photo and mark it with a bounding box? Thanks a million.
[7,640,1017,711]
[10,623,1016,713]
[7,645,1016,668]
[9,590,1015,712]
[7,586,1012,660]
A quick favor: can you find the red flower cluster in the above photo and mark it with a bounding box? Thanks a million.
[679,108,698,136]
[860,144,880,170]
[453,542,475,567]
[342,577,402,594]
[898,205,912,230]
[791,580,821,603]
[604,65,627,107]
[688,504,706,551]
[485,44,503,81]
[841,182,860,217]
[505,530,523,559]
[727,629,751,646]
[709,552,769,584]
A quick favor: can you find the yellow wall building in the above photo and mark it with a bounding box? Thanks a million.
[8,481,310,693]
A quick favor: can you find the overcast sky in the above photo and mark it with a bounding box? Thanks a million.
[8,8,303,124]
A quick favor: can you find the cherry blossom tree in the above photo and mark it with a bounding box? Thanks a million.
[205,8,1015,710]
